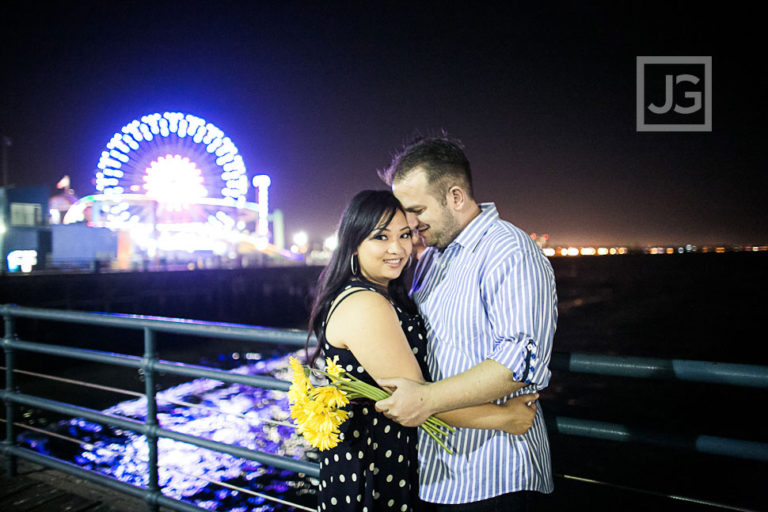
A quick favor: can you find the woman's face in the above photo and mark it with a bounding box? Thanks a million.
[356,209,413,287]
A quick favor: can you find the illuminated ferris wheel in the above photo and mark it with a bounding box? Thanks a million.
[63,111,281,262]
[96,112,248,203]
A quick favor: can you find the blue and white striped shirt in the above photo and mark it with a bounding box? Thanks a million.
[411,202,557,504]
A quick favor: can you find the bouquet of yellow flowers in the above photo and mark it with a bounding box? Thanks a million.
[288,356,454,453]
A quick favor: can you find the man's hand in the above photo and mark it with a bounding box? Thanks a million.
[500,393,539,435]
[374,377,434,427]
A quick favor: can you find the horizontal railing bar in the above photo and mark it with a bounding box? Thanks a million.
[1,369,291,427]
[1,391,149,433]
[153,361,291,391]
[555,473,757,512]
[5,305,764,388]
[6,339,144,368]
[1,304,312,345]
[2,340,291,391]
[548,416,768,462]
[0,366,145,398]
[0,390,319,476]
[172,465,316,511]
[6,388,765,467]
[157,426,319,477]
[551,352,768,388]
[155,494,208,512]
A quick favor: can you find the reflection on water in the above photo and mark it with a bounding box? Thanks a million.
[19,350,319,511]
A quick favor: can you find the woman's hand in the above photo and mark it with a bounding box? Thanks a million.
[500,393,539,435]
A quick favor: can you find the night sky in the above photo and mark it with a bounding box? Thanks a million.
[1,1,765,247]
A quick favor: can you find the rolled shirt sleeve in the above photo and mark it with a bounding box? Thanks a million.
[483,246,558,388]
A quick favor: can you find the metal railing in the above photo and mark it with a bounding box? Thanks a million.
[2,304,768,511]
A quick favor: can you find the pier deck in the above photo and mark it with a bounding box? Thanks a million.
[2,454,723,512]
[0,456,170,512]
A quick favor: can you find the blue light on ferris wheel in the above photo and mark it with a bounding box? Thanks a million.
[110,150,130,163]
[139,123,153,141]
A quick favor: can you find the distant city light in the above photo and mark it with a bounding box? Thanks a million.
[324,235,338,251]
[252,175,271,238]
[534,242,767,258]
[293,231,308,247]
[7,250,37,272]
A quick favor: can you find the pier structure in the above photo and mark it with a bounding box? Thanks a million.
[2,304,767,511]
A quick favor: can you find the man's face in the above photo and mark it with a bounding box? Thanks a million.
[392,168,460,249]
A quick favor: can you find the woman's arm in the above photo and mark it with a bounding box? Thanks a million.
[324,291,425,382]
[436,395,538,435]
[326,291,538,434]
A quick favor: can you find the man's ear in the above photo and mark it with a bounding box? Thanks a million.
[448,185,466,211]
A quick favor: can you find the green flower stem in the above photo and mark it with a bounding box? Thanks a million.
[422,425,454,455]
[309,366,455,452]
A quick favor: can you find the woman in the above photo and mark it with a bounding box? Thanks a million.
[306,190,538,512]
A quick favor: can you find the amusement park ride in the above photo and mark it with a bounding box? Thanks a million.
[58,112,291,268]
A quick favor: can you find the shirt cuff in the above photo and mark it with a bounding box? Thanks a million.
[488,337,537,385]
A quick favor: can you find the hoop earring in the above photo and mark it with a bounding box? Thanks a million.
[350,254,359,276]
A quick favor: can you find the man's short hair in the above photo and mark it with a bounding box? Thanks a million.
[379,135,474,203]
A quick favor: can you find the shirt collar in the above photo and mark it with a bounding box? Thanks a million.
[449,202,498,252]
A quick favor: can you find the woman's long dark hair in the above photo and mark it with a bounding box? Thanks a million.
[306,190,417,366]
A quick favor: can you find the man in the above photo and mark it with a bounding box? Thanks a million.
[375,136,557,511]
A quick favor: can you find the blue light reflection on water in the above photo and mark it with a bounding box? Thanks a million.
[19,350,319,511]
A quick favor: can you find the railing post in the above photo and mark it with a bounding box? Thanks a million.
[3,311,17,476]
[142,327,159,512]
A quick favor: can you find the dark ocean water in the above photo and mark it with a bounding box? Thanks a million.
[2,253,766,511]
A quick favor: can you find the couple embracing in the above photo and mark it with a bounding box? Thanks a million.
[305,136,557,512]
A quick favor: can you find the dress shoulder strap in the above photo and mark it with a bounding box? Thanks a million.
[325,282,381,325]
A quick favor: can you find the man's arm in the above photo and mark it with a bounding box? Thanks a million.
[376,360,525,427]
[377,242,557,427]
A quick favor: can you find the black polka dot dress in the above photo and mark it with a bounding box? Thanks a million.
[317,282,429,512]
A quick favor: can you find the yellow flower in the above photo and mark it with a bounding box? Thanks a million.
[286,355,454,453]
[304,408,339,435]
[289,394,311,423]
[303,429,340,451]
[324,355,347,381]
[311,385,349,409]
[289,357,310,388]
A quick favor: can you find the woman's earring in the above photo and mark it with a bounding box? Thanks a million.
[350,254,359,276]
